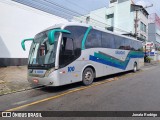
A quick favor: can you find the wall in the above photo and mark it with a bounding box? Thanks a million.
[89,7,107,28]
[148,23,156,43]
[155,25,160,43]
[113,0,133,34]
[0,0,67,66]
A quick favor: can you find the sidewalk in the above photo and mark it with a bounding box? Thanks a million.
[0,66,31,95]
[144,61,159,66]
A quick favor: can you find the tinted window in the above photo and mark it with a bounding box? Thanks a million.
[133,41,143,51]
[131,41,136,51]
[124,38,131,50]
[137,42,143,51]
[59,37,74,67]
[61,37,74,52]
[85,29,102,49]
[102,32,115,48]
[65,26,87,49]
[114,36,125,49]
[64,26,87,57]
[130,40,143,51]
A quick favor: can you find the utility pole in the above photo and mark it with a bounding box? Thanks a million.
[134,10,139,38]
[134,4,153,39]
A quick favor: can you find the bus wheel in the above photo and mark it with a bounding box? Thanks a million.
[133,62,137,72]
[82,67,94,86]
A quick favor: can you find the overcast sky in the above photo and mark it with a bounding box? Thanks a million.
[14,0,160,17]
[44,0,159,15]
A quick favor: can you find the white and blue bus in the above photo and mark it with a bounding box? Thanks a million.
[21,22,144,86]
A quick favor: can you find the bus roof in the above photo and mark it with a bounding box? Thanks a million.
[43,22,143,43]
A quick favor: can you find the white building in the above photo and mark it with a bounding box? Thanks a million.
[147,13,160,61]
[0,0,67,66]
[148,13,160,46]
[74,0,149,41]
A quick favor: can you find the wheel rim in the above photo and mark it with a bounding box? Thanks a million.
[84,71,93,81]
[134,64,137,71]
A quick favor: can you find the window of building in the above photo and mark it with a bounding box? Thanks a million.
[110,0,117,3]
[106,27,114,31]
[140,22,146,33]
[106,14,114,19]
[140,34,146,41]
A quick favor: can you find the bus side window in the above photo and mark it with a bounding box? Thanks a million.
[102,32,115,49]
[85,29,102,49]
[59,37,75,67]
[60,37,74,55]
[124,39,131,50]
[114,36,125,50]
[131,41,137,51]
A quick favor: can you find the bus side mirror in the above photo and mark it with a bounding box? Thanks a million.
[48,29,71,45]
[21,38,34,51]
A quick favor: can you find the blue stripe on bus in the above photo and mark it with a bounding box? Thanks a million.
[89,51,144,70]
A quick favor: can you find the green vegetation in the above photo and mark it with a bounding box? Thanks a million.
[144,56,153,63]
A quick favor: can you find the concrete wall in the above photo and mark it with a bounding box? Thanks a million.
[148,23,156,43]
[148,23,160,44]
[0,0,67,66]
[89,7,107,29]
[113,0,133,34]
[155,25,160,43]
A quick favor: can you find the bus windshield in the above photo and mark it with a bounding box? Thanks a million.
[28,31,59,66]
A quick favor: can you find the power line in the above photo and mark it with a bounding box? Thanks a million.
[13,0,76,19]
[65,0,132,33]
[148,0,160,15]
[15,0,128,33]
[42,0,130,33]
[13,0,132,33]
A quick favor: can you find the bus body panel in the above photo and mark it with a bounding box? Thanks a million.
[28,47,143,86]
[27,23,144,87]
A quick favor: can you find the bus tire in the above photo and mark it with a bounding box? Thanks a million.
[82,67,94,86]
[133,62,137,72]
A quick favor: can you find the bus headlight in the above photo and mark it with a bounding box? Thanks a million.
[45,68,55,77]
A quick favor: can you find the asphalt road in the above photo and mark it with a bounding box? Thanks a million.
[0,64,160,119]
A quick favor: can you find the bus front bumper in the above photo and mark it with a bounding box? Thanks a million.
[28,76,55,87]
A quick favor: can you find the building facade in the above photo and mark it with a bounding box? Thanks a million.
[148,13,160,49]
[74,0,149,41]
[0,0,67,66]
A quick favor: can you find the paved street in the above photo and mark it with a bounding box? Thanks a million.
[0,64,160,118]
